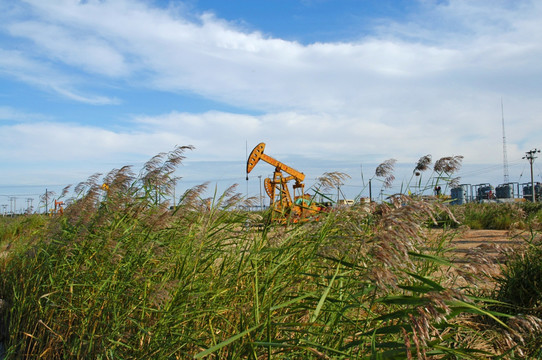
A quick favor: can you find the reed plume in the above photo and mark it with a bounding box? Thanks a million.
[434,155,463,174]
[414,154,432,173]
[315,171,351,191]
[375,158,396,188]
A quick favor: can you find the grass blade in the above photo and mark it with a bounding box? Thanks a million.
[193,324,263,359]
[310,263,340,323]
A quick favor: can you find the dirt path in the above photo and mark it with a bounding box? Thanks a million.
[449,229,537,263]
[437,229,541,288]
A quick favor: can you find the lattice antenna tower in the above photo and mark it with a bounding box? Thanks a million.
[501,99,509,184]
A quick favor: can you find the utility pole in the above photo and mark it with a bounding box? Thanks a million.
[523,148,540,202]
[245,140,249,204]
[258,175,263,211]
[27,198,34,213]
[501,99,509,184]
[9,197,16,216]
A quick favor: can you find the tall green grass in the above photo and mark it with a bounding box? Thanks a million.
[0,148,538,359]
[447,203,528,230]
[0,215,47,249]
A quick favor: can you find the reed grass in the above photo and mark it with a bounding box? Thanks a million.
[0,148,540,359]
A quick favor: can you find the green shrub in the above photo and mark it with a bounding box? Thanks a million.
[490,236,542,357]
[518,202,542,230]
[494,238,542,316]
[518,201,542,218]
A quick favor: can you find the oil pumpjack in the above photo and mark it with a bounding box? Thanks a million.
[246,142,321,222]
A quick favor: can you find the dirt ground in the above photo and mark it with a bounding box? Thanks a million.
[437,228,541,288]
[449,228,538,261]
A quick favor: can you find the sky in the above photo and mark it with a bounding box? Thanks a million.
[1,0,542,212]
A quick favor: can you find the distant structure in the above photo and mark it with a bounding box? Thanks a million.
[501,99,509,184]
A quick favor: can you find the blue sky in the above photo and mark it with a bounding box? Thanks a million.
[1,0,542,212]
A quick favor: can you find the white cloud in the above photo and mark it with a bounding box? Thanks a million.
[3,0,542,113]
[8,21,130,77]
[0,106,50,122]
[0,0,541,189]
[0,49,119,104]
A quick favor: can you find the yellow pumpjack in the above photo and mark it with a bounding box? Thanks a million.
[246,142,322,222]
